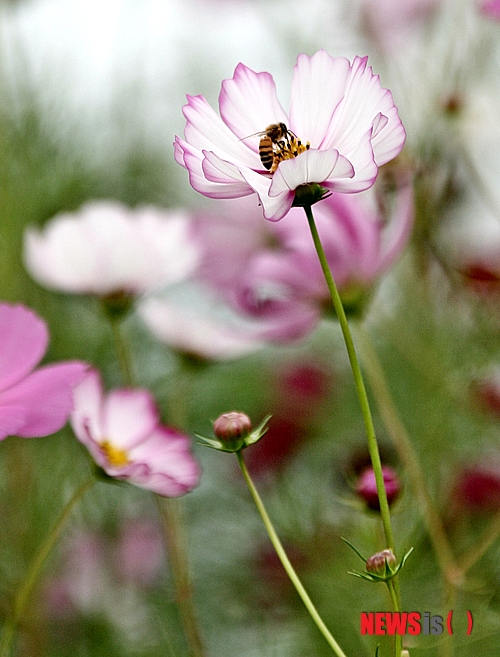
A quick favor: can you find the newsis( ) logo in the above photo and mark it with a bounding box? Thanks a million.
[360,611,473,636]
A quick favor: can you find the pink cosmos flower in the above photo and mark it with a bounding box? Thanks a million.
[71,370,200,496]
[0,303,87,440]
[23,201,199,296]
[481,0,500,19]
[195,182,413,342]
[174,50,406,221]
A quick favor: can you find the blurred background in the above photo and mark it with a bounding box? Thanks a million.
[2,0,500,655]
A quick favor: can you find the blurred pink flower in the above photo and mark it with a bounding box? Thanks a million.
[174,50,405,221]
[245,362,333,476]
[43,520,165,621]
[356,465,401,510]
[196,182,413,342]
[358,0,439,52]
[71,370,200,496]
[0,303,87,440]
[116,519,164,587]
[244,415,307,477]
[277,363,331,412]
[43,530,107,618]
[481,0,500,19]
[23,201,199,296]
[451,465,500,513]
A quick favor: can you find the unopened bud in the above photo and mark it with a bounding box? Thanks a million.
[356,465,400,510]
[213,412,252,449]
[198,413,270,453]
[366,549,397,577]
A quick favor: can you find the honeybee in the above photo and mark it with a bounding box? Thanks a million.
[241,123,296,171]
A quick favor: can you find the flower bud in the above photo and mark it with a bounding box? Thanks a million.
[213,412,252,450]
[356,465,400,510]
[365,549,397,578]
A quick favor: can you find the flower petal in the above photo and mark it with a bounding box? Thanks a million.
[269,149,354,197]
[179,138,254,199]
[219,63,288,142]
[376,182,414,272]
[238,166,293,221]
[0,405,28,441]
[138,295,264,360]
[321,129,378,194]
[234,282,321,342]
[103,389,160,450]
[127,427,200,496]
[71,369,106,450]
[0,304,48,392]
[316,194,381,283]
[202,150,251,189]
[321,56,405,165]
[182,94,256,166]
[289,51,351,148]
[0,361,88,438]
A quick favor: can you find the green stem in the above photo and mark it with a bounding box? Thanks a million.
[109,318,205,657]
[304,206,395,553]
[110,317,134,387]
[0,478,94,657]
[236,450,348,657]
[387,581,402,657]
[156,497,205,657]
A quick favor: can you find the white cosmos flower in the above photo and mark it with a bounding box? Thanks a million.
[138,289,266,361]
[23,201,200,296]
[174,50,406,221]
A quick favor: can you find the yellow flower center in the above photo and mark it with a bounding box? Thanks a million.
[100,440,130,467]
[271,133,310,173]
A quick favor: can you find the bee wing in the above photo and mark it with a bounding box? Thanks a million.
[238,131,266,142]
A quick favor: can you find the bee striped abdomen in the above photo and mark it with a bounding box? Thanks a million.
[259,136,274,170]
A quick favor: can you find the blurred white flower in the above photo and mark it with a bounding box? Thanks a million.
[23,201,199,296]
[138,291,265,361]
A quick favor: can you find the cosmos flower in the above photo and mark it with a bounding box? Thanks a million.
[174,50,406,221]
[70,370,200,496]
[137,292,266,361]
[0,303,87,440]
[195,181,413,342]
[23,201,199,297]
